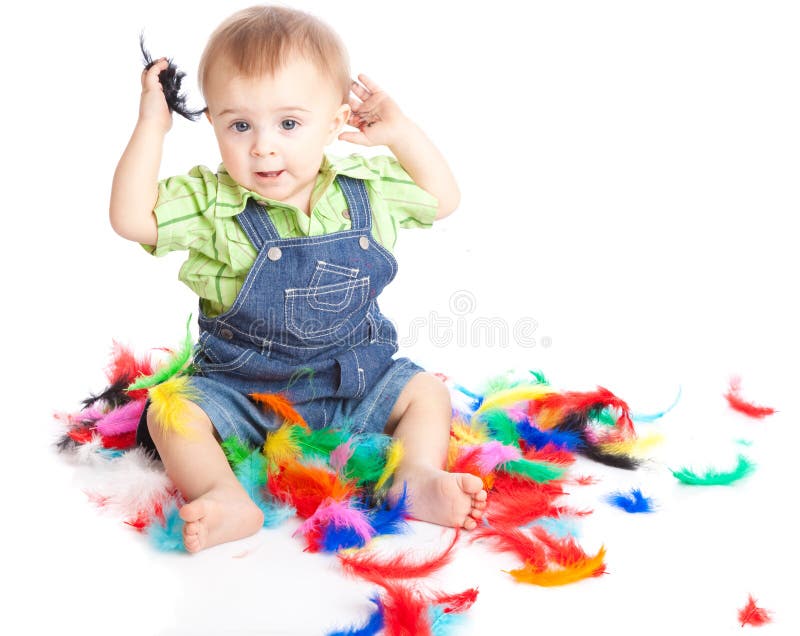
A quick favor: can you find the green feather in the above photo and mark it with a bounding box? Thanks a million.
[221,436,252,468]
[596,409,618,427]
[500,458,566,483]
[671,454,755,485]
[529,369,549,385]
[480,409,521,447]
[290,426,349,460]
[127,315,194,391]
[343,434,391,485]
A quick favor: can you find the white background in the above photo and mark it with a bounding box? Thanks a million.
[3,1,799,634]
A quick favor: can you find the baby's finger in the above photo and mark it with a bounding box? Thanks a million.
[357,73,381,94]
[142,58,169,89]
[349,78,371,101]
[347,98,362,117]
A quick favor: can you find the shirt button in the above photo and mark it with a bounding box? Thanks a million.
[267,246,282,261]
[219,328,233,341]
[359,236,370,250]
[342,209,351,219]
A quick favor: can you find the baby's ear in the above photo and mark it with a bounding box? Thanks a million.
[328,103,351,143]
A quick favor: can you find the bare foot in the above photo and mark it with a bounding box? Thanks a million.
[389,465,488,530]
[179,484,264,553]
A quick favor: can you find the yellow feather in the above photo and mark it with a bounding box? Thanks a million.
[148,376,199,437]
[472,385,556,423]
[451,417,489,445]
[262,423,301,471]
[446,438,460,471]
[599,432,664,458]
[507,546,607,587]
[374,439,404,491]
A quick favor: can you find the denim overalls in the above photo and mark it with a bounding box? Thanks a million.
[137,175,423,450]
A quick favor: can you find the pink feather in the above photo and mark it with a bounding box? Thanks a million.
[54,406,105,427]
[95,399,147,436]
[329,440,354,473]
[506,407,528,422]
[473,441,522,473]
[296,497,375,543]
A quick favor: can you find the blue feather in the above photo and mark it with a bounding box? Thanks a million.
[606,488,655,513]
[322,524,368,552]
[369,483,410,536]
[254,492,295,528]
[327,596,384,636]
[454,384,483,411]
[429,606,468,635]
[530,515,581,538]
[517,421,582,451]
[147,504,186,552]
[631,386,682,423]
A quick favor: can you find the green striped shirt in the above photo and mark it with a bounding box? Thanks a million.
[143,153,438,317]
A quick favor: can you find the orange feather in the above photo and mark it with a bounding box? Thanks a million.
[250,392,309,429]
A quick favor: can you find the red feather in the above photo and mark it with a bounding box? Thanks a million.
[100,430,137,450]
[725,377,776,419]
[486,473,571,527]
[106,342,155,401]
[450,445,486,476]
[267,461,354,518]
[738,595,773,627]
[338,529,459,582]
[382,582,432,636]
[529,386,633,435]
[67,427,94,444]
[531,527,593,568]
[471,525,548,571]
[430,588,479,614]
[250,392,310,429]
[524,443,575,466]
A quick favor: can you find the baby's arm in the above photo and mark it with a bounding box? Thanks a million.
[109,59,172,246]
[339,75,460,220]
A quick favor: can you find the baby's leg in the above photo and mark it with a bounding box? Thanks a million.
[147,401,263,552]
[384,373,487,530]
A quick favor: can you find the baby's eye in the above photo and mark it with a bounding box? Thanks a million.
[281,119,299,131]
[232,121,251,133]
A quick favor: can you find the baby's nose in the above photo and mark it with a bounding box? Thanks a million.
[251,133,277,157]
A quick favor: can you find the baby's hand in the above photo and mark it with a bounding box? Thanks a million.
[338,74,410,147]
[138,58,173,134]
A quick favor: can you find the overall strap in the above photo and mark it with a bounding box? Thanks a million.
[235,197,281,250]
[336,175,373,231]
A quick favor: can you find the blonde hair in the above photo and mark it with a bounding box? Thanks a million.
[198,5,351,103]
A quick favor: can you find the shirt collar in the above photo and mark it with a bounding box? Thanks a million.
[214,153,380,217]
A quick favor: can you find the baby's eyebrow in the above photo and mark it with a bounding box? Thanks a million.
[216,106,312,117]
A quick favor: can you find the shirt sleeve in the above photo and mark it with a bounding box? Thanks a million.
[362,155,439,229]
[140,165,219,256]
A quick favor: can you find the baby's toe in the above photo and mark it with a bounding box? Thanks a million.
[456,473,485,496]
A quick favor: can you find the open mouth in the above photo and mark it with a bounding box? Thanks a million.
[256,170,284,178]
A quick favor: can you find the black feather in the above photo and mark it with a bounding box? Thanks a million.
[139,33,205,122]
[553,410,639,470]
[55,433,78,452]
[81,378,131,411]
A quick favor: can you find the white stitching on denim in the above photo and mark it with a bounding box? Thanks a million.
[198,349,255,373]
[285,278,369,338]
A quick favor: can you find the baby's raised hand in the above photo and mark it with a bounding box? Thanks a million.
[338,74,409,147]
[138,58,173,134]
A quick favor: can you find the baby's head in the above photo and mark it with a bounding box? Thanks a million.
[198,5,352,208]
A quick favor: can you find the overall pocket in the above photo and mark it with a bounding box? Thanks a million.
[285,277,370,339]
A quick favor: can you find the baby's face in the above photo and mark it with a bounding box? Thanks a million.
[204,55,349,210]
